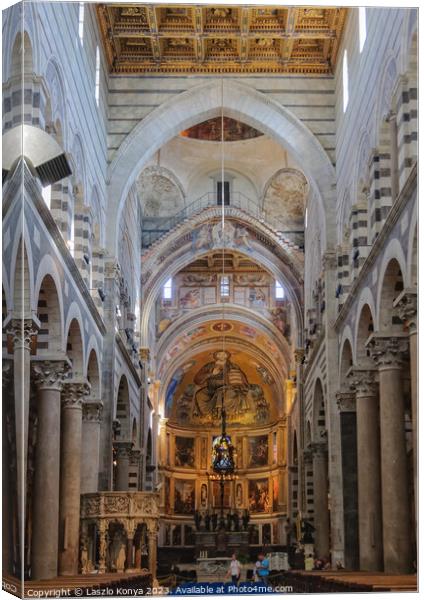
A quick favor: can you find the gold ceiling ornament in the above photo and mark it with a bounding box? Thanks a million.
[96,4,347,75]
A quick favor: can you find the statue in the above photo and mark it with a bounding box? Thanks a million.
[116,543,126,573]
[80,543,89,574]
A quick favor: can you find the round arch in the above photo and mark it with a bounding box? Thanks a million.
[339,328,354,379]
[86,342,101,399]
[376,239,407,331]
[107,80,336,253]
[355,302,375,364]
[140,212,304,347]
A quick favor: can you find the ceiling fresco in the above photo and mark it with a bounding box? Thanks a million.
[97,4,347,74]
[164,347,278,427]
[180,117,264,142]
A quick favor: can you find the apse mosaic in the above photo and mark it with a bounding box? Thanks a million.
[165,349,274,427]
[180,117,263,142]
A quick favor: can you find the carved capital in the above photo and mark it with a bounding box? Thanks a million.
[335,390,356,412]
[8,318,39,350]
[130,449,142,466]
[82,401,104,423]
[322,251,337,270]
[309,442,328,458]
[139,347,150,362]
[62,380,91,409]
[114,441,134,459]
[393,289,417,331]
[294,348,305,365]
[347,369,378,397]
[366,334,409,369]
[32,358,72,391]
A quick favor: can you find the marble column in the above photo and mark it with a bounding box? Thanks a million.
[9,319,38,571]
[98,521,107,574]
[348,370,383,571]
[311,442,330,560]
[147,521,158,586]
[126,522,135,571]
[368,335,412,573]
[81,401,103,493]
[115,441,133,491]
[32,359,70,580]
[58,379,90,576]
[394,290,417,522]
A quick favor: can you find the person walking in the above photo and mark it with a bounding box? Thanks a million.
[257,552,270,587]
[227,553,241,586]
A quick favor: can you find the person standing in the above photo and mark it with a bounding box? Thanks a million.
[227,553,241,585]
[258,552,270,587]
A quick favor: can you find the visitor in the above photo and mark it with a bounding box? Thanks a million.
[257,552,270,587]
[227,553,241,585]
[305,554,314,571]
[253,558,261,582]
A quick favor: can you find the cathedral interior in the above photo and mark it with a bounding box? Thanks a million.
[1,2,418,595]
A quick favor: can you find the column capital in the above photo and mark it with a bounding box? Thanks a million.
[309,441,328,458]
[82,401,104,423]
[294,348,304,365]
[322,251,337,270]
[347,368,378,397]
[139,347,150,362]
[114,440,134,459]
[130,449,142,466]
[62,379,91,409]
[393,289,417,331]
[32,358,72,391]
[335,390,356,412]
[8,318,39,350]
[366,334,409,369]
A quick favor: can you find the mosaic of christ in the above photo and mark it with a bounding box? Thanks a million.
[166,350,272,426]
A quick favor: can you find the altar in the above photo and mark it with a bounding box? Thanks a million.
[195,530,249,558]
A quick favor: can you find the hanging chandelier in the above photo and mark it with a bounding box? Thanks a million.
[209,77,237,483]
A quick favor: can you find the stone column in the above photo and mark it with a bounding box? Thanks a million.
[81,401,103,493]
[368,335,412,573]
[58,380,90,576]
[115,442,133,491]
[394,290,417,520]
[9,319,38,569]
[147,521,158,586]
[32,359,70,580]
[126,522,135,571]
[348,371,383,571]
[98,520,107,574]
[311,442,330,560]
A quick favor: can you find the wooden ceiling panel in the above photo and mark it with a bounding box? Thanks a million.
[97,4,347,75]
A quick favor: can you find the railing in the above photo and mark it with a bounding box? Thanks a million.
[141,191,304,248]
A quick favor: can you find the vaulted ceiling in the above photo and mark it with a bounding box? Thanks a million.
[97,4,347,75]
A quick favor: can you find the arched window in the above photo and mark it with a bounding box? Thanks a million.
[343,49,349,113]
[95,46,100,106]
[275,280,285,299]
[359,7,367,53]
[78,2,84,45]
[163,277,172,300]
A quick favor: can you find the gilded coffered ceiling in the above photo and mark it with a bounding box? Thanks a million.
[96,4,347,75]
